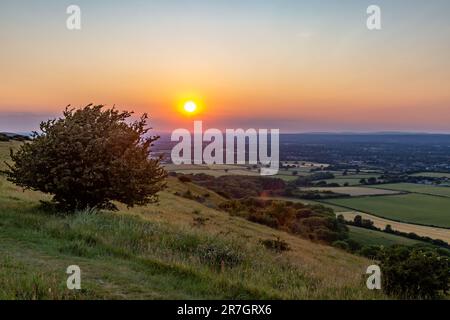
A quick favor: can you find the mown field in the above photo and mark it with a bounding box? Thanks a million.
[0,142,382,300]
[370,183,450,198]
[323,194,450,228]
[347,226,421,247]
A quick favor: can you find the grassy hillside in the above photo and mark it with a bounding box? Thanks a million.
[0,142,384,299]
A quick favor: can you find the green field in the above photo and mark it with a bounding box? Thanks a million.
[323,193,450,228]
[334,174,379,179]
[302,186,400,196]
[322,178,362,186]
[275,174,302,181]
[411,172,450,178]
[347,226,421,247]
[371,183,450,198]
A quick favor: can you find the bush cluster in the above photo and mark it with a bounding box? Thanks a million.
[220,198,348,244]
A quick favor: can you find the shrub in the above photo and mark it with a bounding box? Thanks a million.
[192,216,208,227]
[178,175,192,183]
[220,198,348,245]
[196,243,244,269]
[261,237,290,252]
[343,239,362,252]
[188,174,285,199]
[358,245,382,259]
[379,246,450,299]
[332,240,350,251]
[4,105,167,211]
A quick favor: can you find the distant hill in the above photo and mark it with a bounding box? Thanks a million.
[0,132,30,142]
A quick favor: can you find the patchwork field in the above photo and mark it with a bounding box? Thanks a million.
[371,183,450,198]
[340,212,450,244]
[302,186,401,197]
[320,176,380,186]
[411,172,450,178]
[322,178,363,186]
[324,194,450,228]
[332,174,380,179]
[163,164,261,177]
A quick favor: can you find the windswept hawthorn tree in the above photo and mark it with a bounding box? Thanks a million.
[5,104,167,212]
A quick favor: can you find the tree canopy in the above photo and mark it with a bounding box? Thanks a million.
[5,105,167,211]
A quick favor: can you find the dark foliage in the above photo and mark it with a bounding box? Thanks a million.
[4,105,167,211]
[261,237,290,252]
[289,172,335,187]
[0,133,30,142]
[379,246,450,299]
[183,174,286,199]
[220,198,348,245]
[177,175,192,183]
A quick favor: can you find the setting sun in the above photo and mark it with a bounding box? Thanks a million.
[184,101,197,113]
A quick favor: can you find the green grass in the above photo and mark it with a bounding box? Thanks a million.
[323,194,450,228]
[347,226,421,247]
[0,175,382,300]
[371,183,450,198]
[0,201,313,299]
[0,141,20,170]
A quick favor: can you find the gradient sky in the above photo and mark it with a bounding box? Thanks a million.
[1,0,450,133]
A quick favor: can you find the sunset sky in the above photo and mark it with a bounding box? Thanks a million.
[1,0,450,133]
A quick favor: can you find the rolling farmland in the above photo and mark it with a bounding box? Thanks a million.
[370,183,450,198]
[410,172,450,178]
[324,193,450,228]
[302,186,401,196]
[340,212,450,244]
